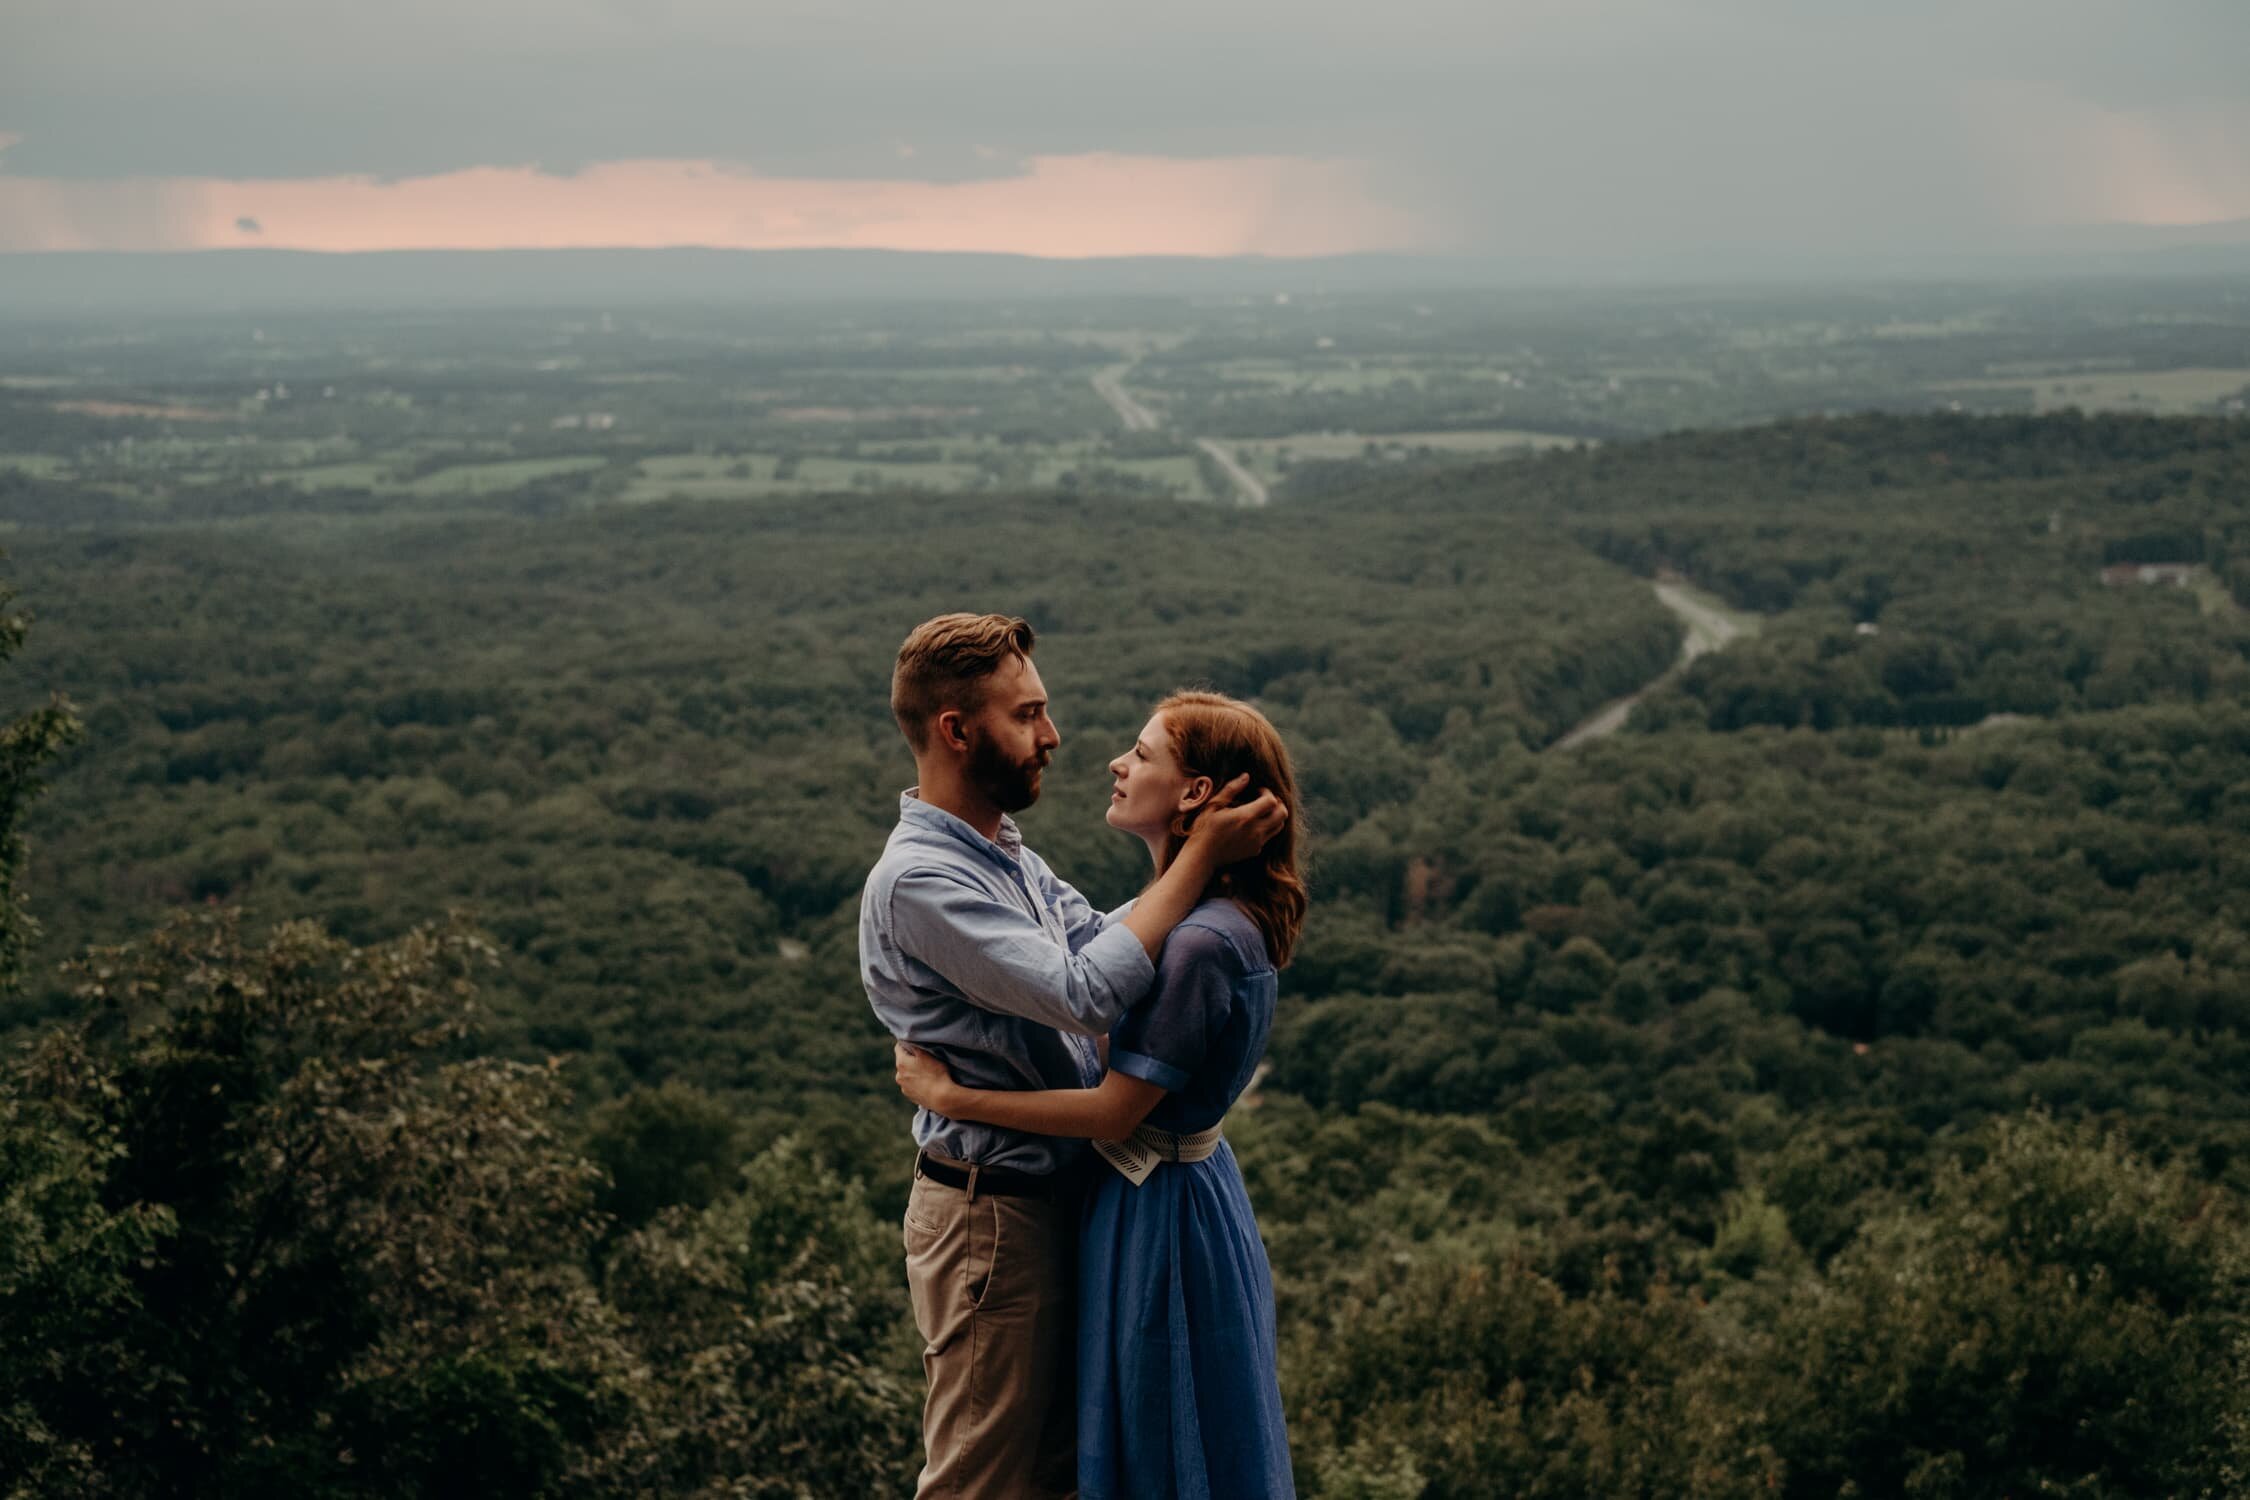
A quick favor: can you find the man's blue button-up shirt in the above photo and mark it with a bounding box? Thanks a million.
[860,789,1156,1176]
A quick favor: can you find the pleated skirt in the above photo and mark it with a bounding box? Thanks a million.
[1077,1140,1296,1500]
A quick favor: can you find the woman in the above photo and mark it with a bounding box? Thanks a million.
[894,689,1303,1500]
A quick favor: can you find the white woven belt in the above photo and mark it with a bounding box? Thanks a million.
[1092,1119,1225,1185]
[1130,1122,1224,1162]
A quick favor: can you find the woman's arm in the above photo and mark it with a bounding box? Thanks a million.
[895,1042,1163,1143]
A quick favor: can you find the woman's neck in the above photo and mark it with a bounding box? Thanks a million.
[1141,832,1170,876]
[1146,834,1231,913]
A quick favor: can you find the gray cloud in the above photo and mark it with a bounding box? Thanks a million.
[3,0,2246,256]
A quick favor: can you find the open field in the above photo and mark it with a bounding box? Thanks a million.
[404,456,611,497]
[1936,366,2250,414]
[270,460,397,489]
[619,445,1218,503]
[1252,428,1582,456]
[1211,356,1439,392]
[1225,427,1584,479]
[53,398,235,422]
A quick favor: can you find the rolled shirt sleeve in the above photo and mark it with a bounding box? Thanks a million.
[888,867,1154,1037]
[1109,922,1235,1093]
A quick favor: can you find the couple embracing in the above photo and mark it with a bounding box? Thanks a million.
[860,613,1301,1499]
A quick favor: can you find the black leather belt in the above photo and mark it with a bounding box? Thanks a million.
[914,1151,1069,1199]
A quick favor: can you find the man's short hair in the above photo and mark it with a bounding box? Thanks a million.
[891,613,1037,751]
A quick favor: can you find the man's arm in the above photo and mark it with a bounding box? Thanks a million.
[885,782,1287,1037]
[1039,864,1110,955]
[887,869,1153,1037]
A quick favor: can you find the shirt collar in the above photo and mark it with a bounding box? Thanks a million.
[899,787,1024,867]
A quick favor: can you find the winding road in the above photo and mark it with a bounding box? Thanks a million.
[1091,368,1158,432]
[1094,358,1747,703]
[1194,438,1271,507]
[1553,581,1755,749]
[1090,365,1268,506]
[1652,581,1746,662]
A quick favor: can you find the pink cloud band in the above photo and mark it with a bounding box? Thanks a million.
[0,152,1426,257]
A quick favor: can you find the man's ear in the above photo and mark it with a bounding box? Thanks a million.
[934,708,972,753]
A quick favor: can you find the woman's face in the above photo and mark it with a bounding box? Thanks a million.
[1106,713,1207,839]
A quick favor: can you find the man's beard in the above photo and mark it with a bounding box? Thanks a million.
[968,733,1044,814]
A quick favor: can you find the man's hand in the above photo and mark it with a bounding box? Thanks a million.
[1188,773,1289,866]
[895,1041,962,1115]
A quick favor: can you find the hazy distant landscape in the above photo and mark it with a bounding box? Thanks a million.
[3,258,2248,1494]
[4,271,2246,523]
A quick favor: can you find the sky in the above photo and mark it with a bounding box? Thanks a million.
[3,0,2248,260]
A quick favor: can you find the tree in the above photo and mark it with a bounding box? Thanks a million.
[1288,1248,1778,1498]
[0,909,929,1499]
[600,1139,920,1499]
[583,1081,745,1231]
[0,576,80,999]
[1748,1115,2250,1498]
[0,1053,172,1494]
[1,913,633,1498]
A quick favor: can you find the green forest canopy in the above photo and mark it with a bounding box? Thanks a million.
[3,409,2249,1496]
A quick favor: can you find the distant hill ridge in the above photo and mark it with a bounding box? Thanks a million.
[4,229,2250,314]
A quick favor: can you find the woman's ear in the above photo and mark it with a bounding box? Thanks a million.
[1178,775,1215,815]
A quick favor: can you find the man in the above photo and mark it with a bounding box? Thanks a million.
[860,613,1284,1499]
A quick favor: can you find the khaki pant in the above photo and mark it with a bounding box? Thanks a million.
[903,1161,1079,1500]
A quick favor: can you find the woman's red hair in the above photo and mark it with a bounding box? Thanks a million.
[1156,691,1307,969]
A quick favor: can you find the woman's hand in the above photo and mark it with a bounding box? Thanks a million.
[894,1041,961,1115]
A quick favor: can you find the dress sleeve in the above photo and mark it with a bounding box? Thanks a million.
[1108,922,1236,1093]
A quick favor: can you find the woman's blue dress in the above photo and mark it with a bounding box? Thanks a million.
[1079,897,1295,1500]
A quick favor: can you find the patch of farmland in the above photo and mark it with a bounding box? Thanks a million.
[0,453,72,477]
[403,456,609,497]
[1226,427,1585,475]
[271,461,399,490]
[53,398,236,422]
[1934,367,2250,414]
